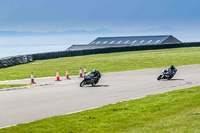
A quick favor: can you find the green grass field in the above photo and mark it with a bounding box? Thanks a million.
[0,47,200,81]
[0,84,29,89]
[1,47,200,132]
[1,86,200,133]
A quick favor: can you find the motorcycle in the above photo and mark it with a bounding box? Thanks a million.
[157,65,177,80]
[80,72,102,87]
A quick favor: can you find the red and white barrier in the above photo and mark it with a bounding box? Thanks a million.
[66,68,69,79]
[84,67,87,75]
[56,69,61,81]
[31,72,35,83]
[79,67,82,77]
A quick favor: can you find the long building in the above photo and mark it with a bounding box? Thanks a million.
[67,35,182,51]
[89,35,181,45]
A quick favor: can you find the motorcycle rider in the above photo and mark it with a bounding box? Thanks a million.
[80,69,102,87]
[157,65,177,80]
[91,69,101,84]
[168,65,177,75]
[170,65,177,71]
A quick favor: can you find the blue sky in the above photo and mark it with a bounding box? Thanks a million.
[0,0,200,42]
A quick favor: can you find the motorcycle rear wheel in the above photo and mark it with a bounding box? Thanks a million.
[80,81,86,87]
[92,82,96,86]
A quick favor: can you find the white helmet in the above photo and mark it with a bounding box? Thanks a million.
[93,69,97,72]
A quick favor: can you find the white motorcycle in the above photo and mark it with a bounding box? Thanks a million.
[157,65,177,80]
[80,72,102,87]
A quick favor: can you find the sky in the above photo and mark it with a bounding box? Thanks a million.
[0,0,200,42]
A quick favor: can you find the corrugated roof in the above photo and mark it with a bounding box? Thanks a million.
[89,35,178,45]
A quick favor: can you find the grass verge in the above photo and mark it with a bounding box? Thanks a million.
[0,47,200,81]
[0,84,29,89]
[0,86,200,133]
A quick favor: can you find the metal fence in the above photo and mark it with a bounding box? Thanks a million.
[32,42,200,60]
[0,55,33,68]
[1,42,200,69]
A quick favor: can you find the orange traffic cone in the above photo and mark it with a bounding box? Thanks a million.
[79,67,82,77]
[31,72,35,84]
[56,69,61,81]
[66,68,69,79]
[84,67,87,75]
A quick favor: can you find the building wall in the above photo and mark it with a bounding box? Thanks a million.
[162,35,182,44]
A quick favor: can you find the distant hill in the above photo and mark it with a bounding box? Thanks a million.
[0,28,111,37]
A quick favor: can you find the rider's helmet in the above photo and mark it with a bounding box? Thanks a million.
[93,69,97,73]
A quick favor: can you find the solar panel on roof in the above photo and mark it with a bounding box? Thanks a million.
[91,41,95,44]
[140,40,144,43]
[148,40,152,43]
[132,40,137,44]
[125,40,129,43]
[110,41,115,44]
[96,41,101,44]
[103,41,108,44]
[117,40,122,44]
[155,40,160,43]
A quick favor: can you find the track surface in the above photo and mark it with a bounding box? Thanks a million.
[0,65,200,128]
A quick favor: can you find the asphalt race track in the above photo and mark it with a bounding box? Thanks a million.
[0,65,200,128]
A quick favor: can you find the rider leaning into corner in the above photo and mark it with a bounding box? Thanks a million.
[157,65,177,80]
[91,69,101,84]
[168,65,177,74]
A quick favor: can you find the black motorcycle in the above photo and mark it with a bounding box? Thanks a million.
[80,72,102,87]
[157,65,177,80]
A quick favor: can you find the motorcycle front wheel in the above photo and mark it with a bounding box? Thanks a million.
[80,80,86,87]
[157,75,162,80]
